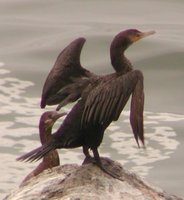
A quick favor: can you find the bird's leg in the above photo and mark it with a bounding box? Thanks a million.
[92,148,121,180]
[82,146,94,165]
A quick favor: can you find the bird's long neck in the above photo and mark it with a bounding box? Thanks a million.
[39,122,60,166]
[39,124,52,145]
[110,37,133,74]
[111,49,133,74]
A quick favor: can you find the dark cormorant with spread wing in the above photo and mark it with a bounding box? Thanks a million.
[17,29,155,178]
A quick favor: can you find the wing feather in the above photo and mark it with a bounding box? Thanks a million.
[82,72,134,124]
[130,71,144,146]
[81,70,144,145]
[41,37,94,108]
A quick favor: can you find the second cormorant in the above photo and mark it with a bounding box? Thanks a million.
[20,111,66,184]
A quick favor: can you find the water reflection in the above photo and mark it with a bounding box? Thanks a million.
[0,63,183,198]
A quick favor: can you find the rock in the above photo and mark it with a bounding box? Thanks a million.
[4,158,183,200]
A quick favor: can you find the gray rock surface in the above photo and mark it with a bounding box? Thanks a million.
[5,158,183,200]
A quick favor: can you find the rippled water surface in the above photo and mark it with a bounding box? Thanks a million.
[0,0,184,199]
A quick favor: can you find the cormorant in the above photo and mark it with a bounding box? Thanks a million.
[17,29,155,178]
[20,111,66,183]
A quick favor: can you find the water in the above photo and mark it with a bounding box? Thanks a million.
[0,0,184,199]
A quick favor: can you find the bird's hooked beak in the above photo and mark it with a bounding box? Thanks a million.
[139,30,156,39]
[131,30,156,43]
[52,112,67,122]
[45,112,67,130]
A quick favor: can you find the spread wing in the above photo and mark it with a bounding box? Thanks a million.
[130,72,144,146]
[82,70,144,146]
[41,37,94,108]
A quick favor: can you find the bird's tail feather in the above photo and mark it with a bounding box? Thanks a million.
[16,142,56,163]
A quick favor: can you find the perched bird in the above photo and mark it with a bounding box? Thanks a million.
[20,111,66,184]
[17,29,155,178]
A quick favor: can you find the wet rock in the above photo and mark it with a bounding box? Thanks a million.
[4,158,183,200]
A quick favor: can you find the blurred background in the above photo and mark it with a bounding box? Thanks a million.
[0,0,184,199]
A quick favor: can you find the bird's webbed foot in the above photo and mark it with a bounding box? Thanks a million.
[82,146,95,165]
[92,148,122,181]
[82,156,95,165]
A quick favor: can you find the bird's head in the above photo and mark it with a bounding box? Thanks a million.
[111,29,155,52]
[40,111,67,131]
[123,29,156,43]
[110,29,155,72]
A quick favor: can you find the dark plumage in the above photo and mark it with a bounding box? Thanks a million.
[17,29,155,178]
[20,111,66,183]
[40,37,94,109]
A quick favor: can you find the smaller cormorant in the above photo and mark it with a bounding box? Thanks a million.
[20,111,66,184]
[17,29,155,178]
